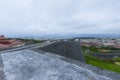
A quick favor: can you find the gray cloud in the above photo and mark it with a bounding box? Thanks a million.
[0,0,120,37]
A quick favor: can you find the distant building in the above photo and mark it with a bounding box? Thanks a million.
[0,35,5,39]
[102,42,115,47]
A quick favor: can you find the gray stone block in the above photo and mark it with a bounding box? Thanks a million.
[39,41,85,62]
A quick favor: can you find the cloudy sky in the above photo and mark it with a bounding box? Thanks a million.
[0,0,120,37]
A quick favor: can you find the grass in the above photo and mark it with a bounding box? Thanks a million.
[114,57,120,62]
[82,46,99,52]
[84,54,120,73]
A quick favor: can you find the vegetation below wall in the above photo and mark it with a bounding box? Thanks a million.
[82,46,120,53]
[84,54,120,73]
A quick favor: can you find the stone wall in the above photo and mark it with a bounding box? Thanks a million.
[39,41,85,62]
[32,41,120,80]
[0,55,6,80]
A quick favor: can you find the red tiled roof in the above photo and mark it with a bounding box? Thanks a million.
[0,44,10,49]
[0,35,23,49]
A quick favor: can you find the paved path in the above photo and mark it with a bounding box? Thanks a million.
[0,50,112,80]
